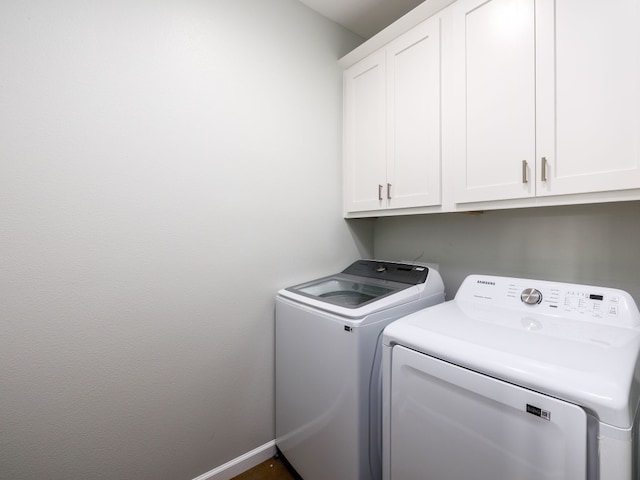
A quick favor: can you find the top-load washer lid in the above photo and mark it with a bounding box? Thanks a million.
[278,260,444,319]
[383,274,640,429]
[293,277,397,307]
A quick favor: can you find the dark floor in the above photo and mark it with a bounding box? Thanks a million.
[231,456,297,480]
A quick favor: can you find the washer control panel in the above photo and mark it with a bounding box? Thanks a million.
[458,274,640,328]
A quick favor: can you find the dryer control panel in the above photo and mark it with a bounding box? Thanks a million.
[457,275,640,328]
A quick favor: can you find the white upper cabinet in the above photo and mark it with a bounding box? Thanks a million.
[385,18,442,210]
[452,0,640,204]
[343,16,442,214]
[451,0,536,204]
[342,0,640,216]
[536,0,640,197]
[344,50,386,213]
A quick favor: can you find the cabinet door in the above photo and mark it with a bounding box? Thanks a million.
[386,17,442,209]
[344,50,386,213]
[536,0,640,196]
[451,0,536,203]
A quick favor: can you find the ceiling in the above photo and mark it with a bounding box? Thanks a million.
[297,0,425,39]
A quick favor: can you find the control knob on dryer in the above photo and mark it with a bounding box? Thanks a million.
[521,288,543,305]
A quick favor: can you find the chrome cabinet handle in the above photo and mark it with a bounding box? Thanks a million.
[378,184,383,201]
[387,183,392,200]
[522,160,528,184]
[541,157,548,182]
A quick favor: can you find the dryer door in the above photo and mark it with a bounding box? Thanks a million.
[389,345,587,480]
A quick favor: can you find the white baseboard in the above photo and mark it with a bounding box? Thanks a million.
[192,440,277,480]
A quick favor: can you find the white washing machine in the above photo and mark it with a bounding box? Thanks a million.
[382,274,640,480]
[276,260,445,480]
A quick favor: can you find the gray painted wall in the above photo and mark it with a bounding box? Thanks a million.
[374,201,640,303]
[0,1,366,478]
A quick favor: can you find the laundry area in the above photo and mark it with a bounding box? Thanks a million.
[2,0,640,480]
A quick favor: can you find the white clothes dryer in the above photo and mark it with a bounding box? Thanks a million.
[382,274,640,480]
[276,260,445,480]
